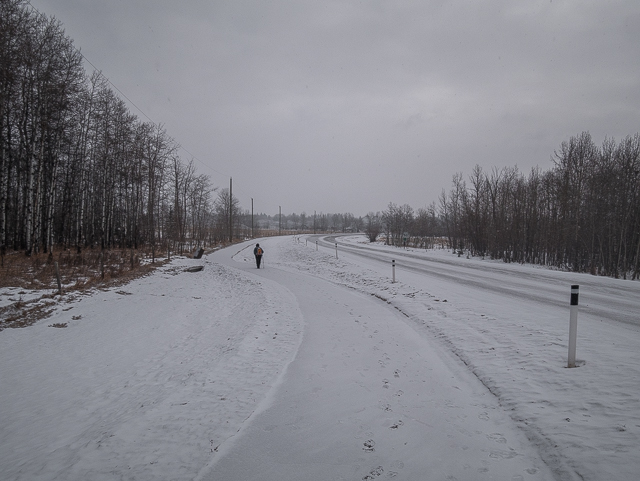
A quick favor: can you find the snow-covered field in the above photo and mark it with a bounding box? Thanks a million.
[0,253,304,480]
[1,235,638,480]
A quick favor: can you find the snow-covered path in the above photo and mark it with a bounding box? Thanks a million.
[215,235,640,481]
[2,235,638,480]
[202,244,553,480]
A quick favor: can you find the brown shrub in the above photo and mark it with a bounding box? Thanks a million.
[0,247,168,330]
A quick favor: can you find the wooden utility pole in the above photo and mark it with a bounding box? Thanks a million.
[229,177,233,243]
[279,206,281,236]
[251,198,254,238]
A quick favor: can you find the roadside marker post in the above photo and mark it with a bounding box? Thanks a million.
[392,259,396,283]
[568,285,579,368]
[316,241,318,251]
[335,243,338,259]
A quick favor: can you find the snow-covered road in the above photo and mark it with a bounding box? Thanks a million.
[1,235,639,480]
[323,234,640,327]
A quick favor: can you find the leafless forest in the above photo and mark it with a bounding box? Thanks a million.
[441,132,640,279]
[373,131,640,280]
[3,1,639,281]
[0,2,364,265]
[1,0,223,258]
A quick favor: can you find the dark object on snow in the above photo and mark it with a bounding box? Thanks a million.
[185,266,204,273]
[193,247,204,259]
[254,243,264,268]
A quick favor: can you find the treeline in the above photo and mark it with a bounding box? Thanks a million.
[363,203,443,249]
[0,1,376,260]
[254,211,362,233]
[372,132,640,280]
[441,132,640,279]
[0,0,222,257]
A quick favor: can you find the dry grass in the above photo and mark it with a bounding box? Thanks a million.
[0,247,170,331]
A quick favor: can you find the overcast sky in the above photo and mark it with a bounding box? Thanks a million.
[28,0,640,216]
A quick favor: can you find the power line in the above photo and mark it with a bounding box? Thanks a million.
[24,0,247,195]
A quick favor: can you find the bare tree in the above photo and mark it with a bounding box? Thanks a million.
[364,212,381,242]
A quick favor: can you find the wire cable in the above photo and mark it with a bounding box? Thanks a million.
[24,0,255,199]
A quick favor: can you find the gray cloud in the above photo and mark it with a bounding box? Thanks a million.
[31,0,640,215]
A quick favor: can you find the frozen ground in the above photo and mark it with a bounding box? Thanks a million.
[1,235,639,480]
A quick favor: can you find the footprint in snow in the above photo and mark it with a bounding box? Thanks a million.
[486,433,507,444]
[362,466,383,480]
[489,449,518,459]
[363,439,376,452]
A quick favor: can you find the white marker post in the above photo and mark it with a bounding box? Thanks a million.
[335,242,338,259]
[568,285,579,368]
[316,241,318,251]
[392,259,396,283]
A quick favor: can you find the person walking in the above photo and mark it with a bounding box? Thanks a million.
[254,243,264,268]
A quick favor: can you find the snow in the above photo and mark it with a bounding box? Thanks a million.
[0,287,46,309]
[1,235,639,480]
[0,257,303,480]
